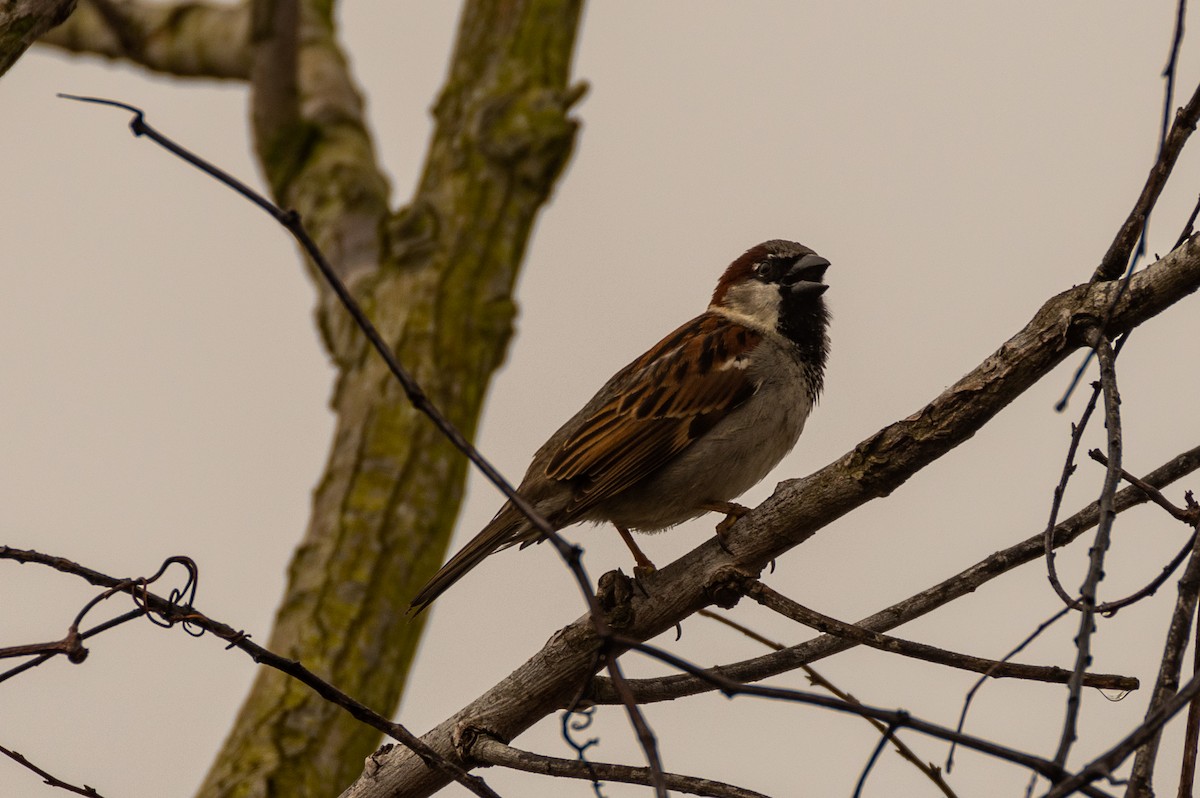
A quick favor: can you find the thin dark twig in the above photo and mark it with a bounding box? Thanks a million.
[1061,37,1197,406]
[1161,0,1188,149]
[854,720,901,798]
[748,583,1133,690]
[1089,449,1198,523]
[603,652,666,798]
[52,95,591,612]
[0,609,145,684]
[559,708,605,798]
[609,636,1115,798]
[1043,671,1200,798]
[470,736,769,798]
[1076,450,1200,613]
[1093,73,1200,283]
[947,608,1071,773]
[0,547,500,798]
[1124,501,1200,796]
[0,743,103,798]
[0,557,198,670]
[1046,382,1102,604]
[1174,193,1200,248]
[592,447,1200,708]
[1179,602,1200,798]
[57,95,669,793]
[699,609,960,798]
[1054,328,1123,770]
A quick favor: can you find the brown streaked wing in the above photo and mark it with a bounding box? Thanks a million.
[545,315,761,517]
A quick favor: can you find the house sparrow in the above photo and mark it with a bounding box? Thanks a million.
[409,239,830,613]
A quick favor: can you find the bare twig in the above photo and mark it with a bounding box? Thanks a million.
[469,735,768,798]
[0,547,500,798]
[1054,328,1124,769]
[854,721,899,798]
[1094,79,1200,282]
[58,95,668,796]
[0,610,145,685]
[0,743,103,798]
[611,636,1115,798]
[948,608,1071,773]
[591,446,1200,707]
[1124,504,1200,797]
[1044,672,1200,798]
[1089,449,1198,524]
[748,582,1134,690]
[601,653,666,798]
[699,609,960,798]
[1046,383,1103,601]
[1179,610,1200,798]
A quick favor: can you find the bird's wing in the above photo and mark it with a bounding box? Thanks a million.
[545,313,762,518]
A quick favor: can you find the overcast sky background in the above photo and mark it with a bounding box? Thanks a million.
[3,3,1200,797]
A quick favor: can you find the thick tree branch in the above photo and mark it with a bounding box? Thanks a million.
[340,234,1200,797]
[0,0,76,77]
[196,2,585,796]
[37,0,250,79]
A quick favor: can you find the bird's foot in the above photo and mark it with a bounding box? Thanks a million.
[615,525,657,574]
[701,501,751,553]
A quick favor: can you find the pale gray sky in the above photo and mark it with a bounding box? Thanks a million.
[3,3,1200,797]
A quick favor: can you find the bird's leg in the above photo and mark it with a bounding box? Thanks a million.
[615,525,657,579]
[701,500,751,550]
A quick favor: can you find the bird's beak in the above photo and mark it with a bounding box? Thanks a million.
[782,254,830,297]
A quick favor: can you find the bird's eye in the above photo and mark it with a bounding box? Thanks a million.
[754,260,779,281]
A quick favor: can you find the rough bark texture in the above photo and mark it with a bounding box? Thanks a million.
[340,236,1200,798]
[39,0,250,79]
[0,0,76,76]
[188,1,584,796]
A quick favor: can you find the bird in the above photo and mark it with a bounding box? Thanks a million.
[409,239,830,613]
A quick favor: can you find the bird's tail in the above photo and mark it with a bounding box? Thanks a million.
[408,505,527,614]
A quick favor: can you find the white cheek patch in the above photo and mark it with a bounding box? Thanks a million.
[717,281,781,332]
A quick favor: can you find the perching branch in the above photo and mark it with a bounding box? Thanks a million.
[341,231,1200,797]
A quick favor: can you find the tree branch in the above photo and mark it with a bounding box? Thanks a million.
[468,735,770,798]
[0,0,76,77]
[1124,508,1200,797]
[1094,79,1200,281]
[589,446,1200,707]
[339,232,1200,797]
[38,0,251,80]
[748,582,1136,691]
[0,547,500,798]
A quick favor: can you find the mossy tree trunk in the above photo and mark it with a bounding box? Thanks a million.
[35,0,585,795]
